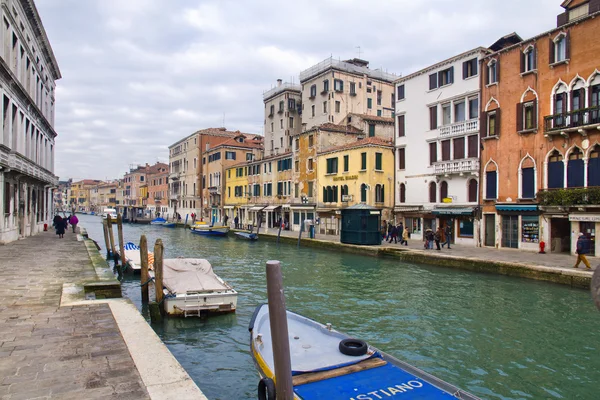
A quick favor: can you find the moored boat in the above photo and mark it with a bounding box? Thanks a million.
[235,231,258,240]
[249,304,479,400]
[163,222,177,228]
[150,217,167,225]
[162,258,238,317]
[121,242,154,273]
[191,222,230,236]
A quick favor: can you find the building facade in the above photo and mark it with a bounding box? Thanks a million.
[69,180,99,213]
[264,79,302,157]
[146,162,168,218]
[480,0,600,254]
[0,0,61,243]
[394,47,487,246]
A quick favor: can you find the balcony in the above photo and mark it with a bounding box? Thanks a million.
[438,119,479,138]
[537,187,600,207]
[433,158,479,176]
[544,106,600,136]
[208,186,221,195]
[170,193,180,201]
[169,171,180,181]
[0,149,57,185]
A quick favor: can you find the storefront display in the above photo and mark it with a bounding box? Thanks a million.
[458,217,473,237]
[521,215,539,243]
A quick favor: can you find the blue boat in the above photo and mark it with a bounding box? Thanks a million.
[163,222,177,228]
[150,217,166,225]
[249,304,479,400]
[191,223,230,237]
[235,232,258,241]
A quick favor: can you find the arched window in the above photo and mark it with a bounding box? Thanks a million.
[360,184,367,202]
[375,184,384,203]
[400,183,406,203]
[567,148,584,188]
[521,157,535,199]
[341,185,348,197]
[589,145,600,187]
[485,161,497,200]
[440,181,448,201]
[571,78,585,126]
[429,182,436,203]
[548,150,564,189]
[552,83,568,128]
[468,179,478,202]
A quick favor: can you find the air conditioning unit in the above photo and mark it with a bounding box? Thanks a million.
[341,195,353,202]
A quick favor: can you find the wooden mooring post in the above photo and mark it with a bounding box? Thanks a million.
[102,220,111,258]
[106,215,117,260]
[266,260,293,399]
[149,238,164,323]
[117,214,126,270]
[140,235,149,303]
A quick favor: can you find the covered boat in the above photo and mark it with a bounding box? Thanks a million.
[191,222,229,236]
[162,258,237,317]
[249,304,479,400]
[122,242,154,273]
[163,222,177,228]
[150,217,167,225]
[235,232,258,241]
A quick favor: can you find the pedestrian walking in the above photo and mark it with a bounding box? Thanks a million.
[387,222,393,241]
[69,214,79,233]
[55,216,65,239]
[434,227,442,251]
[223,214,229,227]
[234,215,239,229]
[400,227,409,246]
[573,232,592,269]
[53,214,62,229]
[424,229,433,249]
[388,224,398,243]
[442,224,452,249]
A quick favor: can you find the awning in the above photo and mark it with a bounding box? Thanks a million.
[263,205,281,211]
[223,206,234,209]
[394,206,423,212]
[317,208,336,212]
[249,206,265,211]
[282,205,291,209]
[290,206,315,210]
[495,204,538,212]
[432,207,474,216]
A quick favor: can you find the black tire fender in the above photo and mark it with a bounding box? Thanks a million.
[258,377,276,400]
[339,338,368,356]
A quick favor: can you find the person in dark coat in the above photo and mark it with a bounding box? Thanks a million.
[434,227,442,251]
[55,216,65,238]
[234,215,239,229]
[573,232,591,269]
[53,214,62,228]
[442,224,452,249]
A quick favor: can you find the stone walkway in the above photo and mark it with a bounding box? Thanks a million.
[0,230,150,399]
[261,228,597,272]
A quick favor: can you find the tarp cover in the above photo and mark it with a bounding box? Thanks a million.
[163,258,230,294]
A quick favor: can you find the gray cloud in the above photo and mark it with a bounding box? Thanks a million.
[36,0,563,180]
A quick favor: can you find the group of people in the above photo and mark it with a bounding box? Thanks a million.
[52,214,79,239]
[424,225,452,251]
[381,220,409,246]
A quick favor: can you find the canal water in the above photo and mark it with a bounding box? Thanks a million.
[79,215,600,400]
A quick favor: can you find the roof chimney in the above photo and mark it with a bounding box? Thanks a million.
[277,79,282,87]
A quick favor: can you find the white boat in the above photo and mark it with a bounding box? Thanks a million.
[190,223,230,236]
[121,242,154,273]
[249,304,480,400]
[102,208,118,220]
[162,258,237,317]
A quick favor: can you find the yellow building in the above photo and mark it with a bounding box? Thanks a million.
[69,180,101,212]
[317,137,395,234]
[224,164,250,226]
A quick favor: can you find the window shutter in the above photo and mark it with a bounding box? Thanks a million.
[520,51,525,73]
[561,93,567,113]
[480,111,488,137]
[533,45,537,70]
[549,37,555,64]
[557,11,568,27]
[565,31,571,60]
[533,101,538,129]
[463,61,467,79]
[496,60,500,82]
[485,62,490,85]
[399,148,405,170]
[429,143,437,165]
[449,66,454,84]
[398,115,405,137]
[429,73,437,90]
[486,171,497,199]
[516,102,524,131]
[495,109,501,136]
[468,134,478,158]
[429,106,437,130]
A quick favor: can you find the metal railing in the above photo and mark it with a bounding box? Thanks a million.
[299,57,399,83]
[263,83,302,100]
[544,105,600,133]
[438,119,479,138]
[433,158,479,175]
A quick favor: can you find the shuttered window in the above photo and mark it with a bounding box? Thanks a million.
[397,115,405,137]
[397,84,405,100]
[453,137,465,160]
[429,73,437,90]
[429,143,437,165]
[361,152,367,170]
[468,135,478,158]
[429,106,437,130]
[429,182,436,202]
[441,140,451,161]
[486,171,497,199]
[398,148,405,170]
[468,179,478,202]
[522,167,535,198]
[375,153,382,170]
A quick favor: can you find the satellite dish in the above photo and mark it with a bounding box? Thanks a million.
[582,138,590,150]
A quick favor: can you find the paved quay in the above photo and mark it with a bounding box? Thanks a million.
[0,229,205,400]
[254,227,595,288]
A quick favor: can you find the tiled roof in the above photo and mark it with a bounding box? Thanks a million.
[349,113,394,124]
[302,123,364,135]
[207,137,264,152]
[147,162,169,174]
[318,137,393,155]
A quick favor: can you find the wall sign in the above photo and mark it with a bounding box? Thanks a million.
[333,175,358,181]
[569,214,600,222]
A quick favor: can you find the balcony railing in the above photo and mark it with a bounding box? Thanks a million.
[433,158,479,175]
[544,105,600,134]
[537,187,600,206]
[169,194,180,200]
[1,150,58,185]
[438,119,479,138]
[169,171,180,180]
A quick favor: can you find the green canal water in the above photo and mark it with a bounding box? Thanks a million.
[79,215,600,400]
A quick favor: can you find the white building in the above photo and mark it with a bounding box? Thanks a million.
[394,47,487,246]
[0,0,60,243]
[263,79,301,157]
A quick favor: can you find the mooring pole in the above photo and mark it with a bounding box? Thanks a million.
[592,267,600,312]
[266,260,293,399]
[154,239,164,305]
[277,219,282,244]
[140,235,149,303]
[102,220,111,258]
[256,214,262,235]
[107,215,117,260]
[297,224,303,247]
[117,214,126,270]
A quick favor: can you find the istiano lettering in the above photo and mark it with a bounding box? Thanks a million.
[349,380,424,399]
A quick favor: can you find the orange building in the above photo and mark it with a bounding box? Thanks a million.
[480,0,600,255]
[147,162,169,217]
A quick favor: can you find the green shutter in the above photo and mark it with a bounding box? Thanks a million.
[369,124,375,137]
[361,152,367,170]
[376,153,382,170]
[344,155,349,172]
[367,98,372,109]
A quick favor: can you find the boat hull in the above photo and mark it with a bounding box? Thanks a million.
[235,232,258,240]
[248,304,479,400]
[164,291,238,316]
[191,226,230,236]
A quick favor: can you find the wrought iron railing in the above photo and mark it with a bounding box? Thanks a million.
[544,105,600,133]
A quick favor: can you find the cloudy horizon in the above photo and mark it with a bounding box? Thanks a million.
[36,0,563,181]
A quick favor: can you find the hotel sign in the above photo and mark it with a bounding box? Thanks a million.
[569,214,600,222]
[333,175,358,181]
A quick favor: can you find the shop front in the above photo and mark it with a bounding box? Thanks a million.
[495,204,540,252]
[432,206,477,246]
[568,213,600,256]
[290,205,315,232]
[394,206,424,241]
[316,209,341,235]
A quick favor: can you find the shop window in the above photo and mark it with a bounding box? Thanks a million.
[458,217,474,238]
[521,216,539,243]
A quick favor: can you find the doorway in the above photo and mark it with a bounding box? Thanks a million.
[580,222,596,256]
[484,214,495,247]
[440,218,455,245]
[550,218,570,253]
[502,215,518,249]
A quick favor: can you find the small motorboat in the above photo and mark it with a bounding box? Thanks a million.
[162,258,238,317]
[249,304,479,400]
[235,231,258,241]
[191,222,229,236]
[163,222,177,228]
[121,242,154,273]
[150,217,167,225]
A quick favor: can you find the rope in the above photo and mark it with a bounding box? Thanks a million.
[157,293,175,306]
[140,277,154,287]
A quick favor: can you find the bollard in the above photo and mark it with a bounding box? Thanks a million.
[102,221,111,258]
[106,215,117,261]
[154,239,164,306]
[266,260,293,399]
[140,235,149,303]
[117,214,126,270]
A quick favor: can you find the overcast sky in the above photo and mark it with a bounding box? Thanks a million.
[36,0,563,181]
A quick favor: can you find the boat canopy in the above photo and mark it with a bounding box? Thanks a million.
[163,259,232,294]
